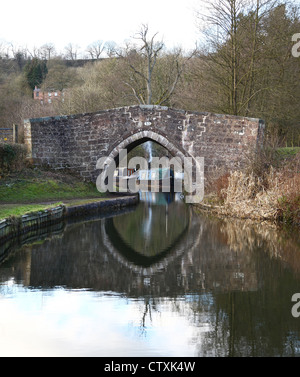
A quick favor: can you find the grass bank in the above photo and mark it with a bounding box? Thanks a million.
[0,198,112,220]
[0,167,108,220]
[0,168,104,203]
[0,203,63,220]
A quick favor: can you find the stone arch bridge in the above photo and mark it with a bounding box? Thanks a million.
[24,105,264,182]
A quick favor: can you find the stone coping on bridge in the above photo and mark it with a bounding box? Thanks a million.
[24,105,264,124]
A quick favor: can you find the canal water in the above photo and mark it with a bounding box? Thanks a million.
[0,192,299,357]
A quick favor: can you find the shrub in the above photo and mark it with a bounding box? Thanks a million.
[277,171,300,225]
[0,143,28,176]
[219,152,300,225]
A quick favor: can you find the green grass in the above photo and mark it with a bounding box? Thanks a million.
[0,198,112,220]
[0,203,63,220]
[0,164,131,221]
[0,178,104,203]
[62,198,107,206]
[0,167,109,219]
[276,147,300,158]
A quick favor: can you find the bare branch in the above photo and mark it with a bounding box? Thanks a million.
[124,82,145,105]
[86,40,106,59]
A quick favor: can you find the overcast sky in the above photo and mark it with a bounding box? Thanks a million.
[0,0,200,54]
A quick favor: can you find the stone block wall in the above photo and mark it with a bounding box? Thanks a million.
[24,105,264,182]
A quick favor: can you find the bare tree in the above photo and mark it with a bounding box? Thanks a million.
[0,41,9,59]
[198,0,248,115]
[86,40,106,59]
[105,41,118,57]
[120,24,191,106]
[25,45,43,59]
[122,24,164,105]
[196,0,280,115]
[154,47,192,106]
[40,43,56,60]
[64,43,80,60]
[136,24,164,104]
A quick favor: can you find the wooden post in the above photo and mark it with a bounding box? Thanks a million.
[13,124,18,143]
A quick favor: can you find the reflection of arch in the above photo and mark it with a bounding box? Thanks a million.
[104,215,189,268]
[101,208,203,275]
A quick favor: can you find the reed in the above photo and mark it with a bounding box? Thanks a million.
[207,151,300,226]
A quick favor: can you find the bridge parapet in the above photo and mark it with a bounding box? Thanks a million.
[24,105,264,182]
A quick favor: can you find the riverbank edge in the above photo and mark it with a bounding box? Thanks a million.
[193,200,300,229]
[0,194,140,244]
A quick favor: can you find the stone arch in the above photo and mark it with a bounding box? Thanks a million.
[96,129,206,202]
[107,130,186,164]
[96,130,197,195]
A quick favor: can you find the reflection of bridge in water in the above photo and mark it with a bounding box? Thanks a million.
[5,194,300,296]
[1,193,285,295]
[1,194,299,358]
[102,197,203,276]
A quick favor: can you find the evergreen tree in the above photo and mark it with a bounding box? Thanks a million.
[24,58,48,90]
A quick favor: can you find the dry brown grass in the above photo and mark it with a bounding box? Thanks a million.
[204,151,300,226]
[220,168,280,220]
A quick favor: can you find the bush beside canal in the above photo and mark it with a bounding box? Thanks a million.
[0,143,28,177]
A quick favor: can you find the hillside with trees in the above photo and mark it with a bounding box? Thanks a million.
[0,1,299,146]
